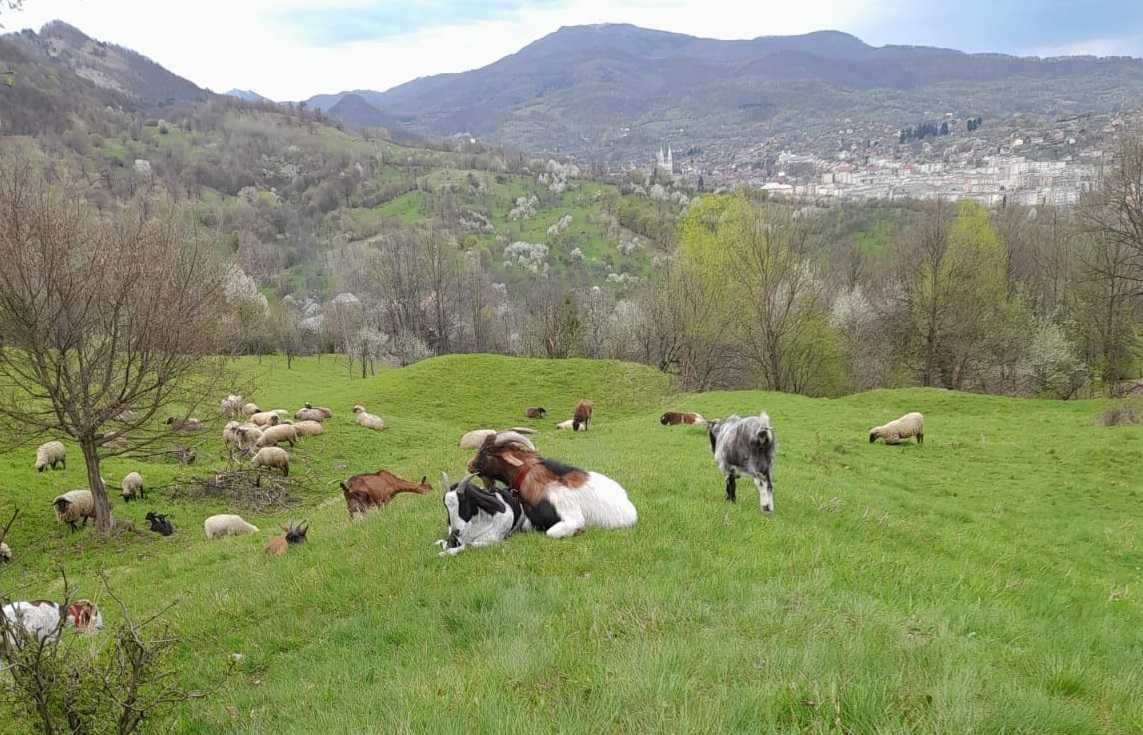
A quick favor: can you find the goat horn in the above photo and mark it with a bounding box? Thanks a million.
[440,472,451,492]
[493,431,535,451]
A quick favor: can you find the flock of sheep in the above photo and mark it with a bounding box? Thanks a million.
[2,382,925,643]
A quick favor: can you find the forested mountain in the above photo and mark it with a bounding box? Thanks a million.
[306,23,1143,160]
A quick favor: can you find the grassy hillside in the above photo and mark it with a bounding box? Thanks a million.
[1,356,1141,733]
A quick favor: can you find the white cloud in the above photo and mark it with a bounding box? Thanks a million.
[11,0,873,100]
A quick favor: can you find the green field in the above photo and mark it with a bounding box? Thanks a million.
[1,355,1141,733]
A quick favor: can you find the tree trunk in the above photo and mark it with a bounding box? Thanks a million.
[80,438,113,535]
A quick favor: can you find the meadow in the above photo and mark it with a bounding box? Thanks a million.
[1,355,1141,734]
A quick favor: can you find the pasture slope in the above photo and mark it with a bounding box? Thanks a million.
[1,355,1141,734]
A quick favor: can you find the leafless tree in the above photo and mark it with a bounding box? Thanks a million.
[0,162,230,535]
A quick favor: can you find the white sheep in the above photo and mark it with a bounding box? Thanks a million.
[52,490,95,532]
[252,446,289,476]
[34,441,66,472]
[166,416,202,432]
[241,402,260,417]
[295,408,327,423]
[3,600,103,644]
[352,405,385,431]
[221,393,244,418]
[459,429,496,449]
[0,542,10,563]
[292,420,324,438]
[236,425,263,453]
[250,410,282,427]
[120,472,144,502]
[256,424,297,448]
[869,412,925,445]
[555,419,586,432]
[305,403,333,419]
[203,514,259,539]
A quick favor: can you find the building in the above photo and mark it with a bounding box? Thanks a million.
[656,145,674,177]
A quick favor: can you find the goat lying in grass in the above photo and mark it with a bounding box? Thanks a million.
[467,432,636,539]
[436,472,530,556]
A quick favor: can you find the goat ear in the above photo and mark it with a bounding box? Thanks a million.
[468,485,506,515]
[502,452,524,467]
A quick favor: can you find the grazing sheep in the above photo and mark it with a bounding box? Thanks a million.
[340,470,431,518]
[166,416,202,432]
[293,420,324,438]
[869,412,925,445]
[660,411,705,426]
[352,405,386,432]
[223,421,246,457]
[525,407,547,419]
[203,514,259,539]
[221,394,244,419]
[573,399,594,431]
[2,600,103,644]
[144,512,174,536]
[555,419,586,432]
[256,423,297,448]
[34,441,66,472]
[265,521,309,557]
[52,490,95,532]
[120,472,144,502]
[467,432,637,538]
[707,413,776,513]
[252,446,289,476]
[437,472,530,556]
[236,425,263,453]
[242,402,260,418]
[0,542,10,563]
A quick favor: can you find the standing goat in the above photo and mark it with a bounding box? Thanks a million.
[572,399,594,431]
[467,432,636,538]
[340,470,431,518]
[436,472,530,556]
[707,413,777,513]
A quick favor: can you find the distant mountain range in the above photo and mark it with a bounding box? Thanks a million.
[304,23,1143,161]
[225,88,273,104]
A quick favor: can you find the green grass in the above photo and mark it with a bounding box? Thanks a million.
[2,356,1142,733]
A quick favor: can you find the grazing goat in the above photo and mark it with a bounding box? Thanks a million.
[144,512,174,536]
[467,432,636,538]
[2,600,103,645]
[340,470,431,519]
[436,472,530,556]
[265,521,309,557]
[660,411,705,426]
[572,399,594,431]
[707,413,776,513]
[525,407,547,419]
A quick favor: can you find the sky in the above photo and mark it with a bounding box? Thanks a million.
[7,0,1143,101]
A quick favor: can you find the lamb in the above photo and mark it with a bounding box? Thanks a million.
[256,423,297,448]
[660,411,705,426]
[555,419,585,432]
[221,393,244,419]
[120,472,144,502]
[241,402,260,418]
[52,490,96,532]
[437,472,530,556]
[340,470,431,518]
[869,412,925,445]
[573,399,594,431]
[252,446,289,476]
[264,521,308,557]
[2,600,103,645]
[144,512,174,536]
[352,405,386,432]
[467,432,637,538]
[292,420,324,438]
[707,413,777,513]
[203,514,259,539]
[166,416,202,432]
[34,441,66,472]
[525,407,547,419]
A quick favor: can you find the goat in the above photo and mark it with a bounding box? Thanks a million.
[144,511,174,536]
[340,470,432,519]
[525,407,547,419]
[3,600,103,645]
[660,411,705,426]
[265,521,309,556]
[707,413,776,513]
[436,472,530,556]
[572,399,594,431]
[467,432,636,539]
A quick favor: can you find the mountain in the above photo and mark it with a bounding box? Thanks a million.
[306,23,1143,161]
[226,88,274,104]
[9,21,213,105]
[325,93,402,132]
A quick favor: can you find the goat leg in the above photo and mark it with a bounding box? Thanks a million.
[725,472,737,503]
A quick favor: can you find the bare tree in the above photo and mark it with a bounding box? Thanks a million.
[0,163,230,535]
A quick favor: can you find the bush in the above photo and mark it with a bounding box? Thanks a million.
[1097,398,1142,427]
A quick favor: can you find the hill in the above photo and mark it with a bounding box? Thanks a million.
[225,88,274,104]
[1,355,1141,732]
[306,23,1143,161]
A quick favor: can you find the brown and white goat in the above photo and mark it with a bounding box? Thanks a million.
[572,400,594,431]
[467,432,636,539]
[660,411,705,426]
[340,470,432,518]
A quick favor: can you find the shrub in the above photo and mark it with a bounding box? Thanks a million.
[1097,398,1143,427]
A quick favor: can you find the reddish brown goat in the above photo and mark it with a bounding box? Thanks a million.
[340,470,431,518]
[467,435,588,510]
[660,411,704,426]
[572,399,594,431]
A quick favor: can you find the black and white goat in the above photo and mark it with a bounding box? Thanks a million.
[436,473,530,556]
[707,412,776,513]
